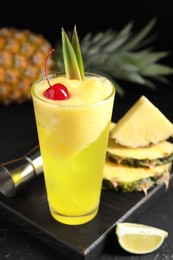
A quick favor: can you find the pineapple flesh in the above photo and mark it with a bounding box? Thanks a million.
[0,27,52,105]
[103,160,172,193]
[107,139,173,168]
[110,96,173,148]
[103,96,173,194]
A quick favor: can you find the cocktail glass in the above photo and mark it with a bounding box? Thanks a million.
[31,71,115,225]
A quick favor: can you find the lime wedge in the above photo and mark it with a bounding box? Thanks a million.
[116,222,168,254]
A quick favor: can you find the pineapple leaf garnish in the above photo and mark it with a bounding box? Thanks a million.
[62,26,84,80]
[72,25,85,80]
[56,19,173,95]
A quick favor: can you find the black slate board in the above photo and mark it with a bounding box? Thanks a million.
[0,172,172,260]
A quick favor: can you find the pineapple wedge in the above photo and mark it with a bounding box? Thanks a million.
[103,159,172,193]
[107,138,173,168]
[110,96,173,148]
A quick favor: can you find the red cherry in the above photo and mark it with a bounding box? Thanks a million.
[44,83,70,100]
[43,48,70,100]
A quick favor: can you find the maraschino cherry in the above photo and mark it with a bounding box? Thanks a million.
[44,49,70,100]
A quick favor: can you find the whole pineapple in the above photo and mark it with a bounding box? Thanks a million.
[1,19,173,105]
[0,27,53,105]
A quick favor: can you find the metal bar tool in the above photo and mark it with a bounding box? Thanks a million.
[0,145,42,197]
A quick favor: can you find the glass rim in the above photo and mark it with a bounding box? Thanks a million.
[31,71,116,108]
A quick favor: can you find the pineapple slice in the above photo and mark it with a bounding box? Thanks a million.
[110,96,173,148]
[107,138,173,168]
[103,159,172,193]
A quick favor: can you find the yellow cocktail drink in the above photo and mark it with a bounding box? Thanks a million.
[31,72,115,225]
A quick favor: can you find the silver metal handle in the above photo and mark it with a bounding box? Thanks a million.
[0,146,43,197]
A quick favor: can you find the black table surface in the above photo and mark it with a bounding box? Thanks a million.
[0,81,173,260]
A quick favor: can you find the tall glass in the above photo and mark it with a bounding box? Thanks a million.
[31,72,115,225]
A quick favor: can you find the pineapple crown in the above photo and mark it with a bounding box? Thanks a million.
[62,25,84,80]
[55,18,173,96]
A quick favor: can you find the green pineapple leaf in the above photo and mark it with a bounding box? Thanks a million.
[61,27,83,80]
[72,25,84,80]
[121,17,157,51]
[56,19,173,95]
[141,63,173,76]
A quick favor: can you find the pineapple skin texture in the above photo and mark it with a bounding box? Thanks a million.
[0,27,52,105]
[103,159,172,193]
[107,139,173,167]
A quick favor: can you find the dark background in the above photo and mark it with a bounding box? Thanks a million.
[1,0,173,51]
